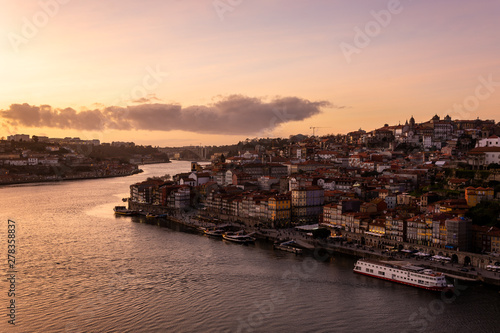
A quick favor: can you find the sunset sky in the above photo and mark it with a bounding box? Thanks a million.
[1,0,499,146]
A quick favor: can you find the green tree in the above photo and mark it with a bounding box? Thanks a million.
[466,201,500,227]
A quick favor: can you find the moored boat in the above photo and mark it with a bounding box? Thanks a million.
[114,206,138,216]
[222,232,256,244]
[274,240,303,254]
[204,228,225,238]
[353,259,453,291]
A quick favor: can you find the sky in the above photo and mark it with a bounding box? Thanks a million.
[0,0,499,146]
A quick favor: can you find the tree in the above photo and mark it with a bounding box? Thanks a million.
[488,163,500,170]
[465,201,500,227]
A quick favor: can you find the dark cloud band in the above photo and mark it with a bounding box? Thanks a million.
[1,95,333,135]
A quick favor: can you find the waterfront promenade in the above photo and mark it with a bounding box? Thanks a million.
[131,206,500,287]
[252,227,500,285]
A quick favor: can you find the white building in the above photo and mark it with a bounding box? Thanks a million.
[317,179,336,191]
[225,170,234,185]
[468,147,500,167]
[212,170,226,186]
[476,136,500,148]
[316,151,337,161]
[180,177,196,186]
[483,148,500,165]
[174,187,191,209]
[422,136,441,149]
[188,172,211,186]
[7,134,30,142]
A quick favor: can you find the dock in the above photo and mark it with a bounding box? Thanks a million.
[293,240,315,251]
[444,273,478,282]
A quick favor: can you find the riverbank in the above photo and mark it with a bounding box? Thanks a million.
[122,204,500,288]
[140,160,172,165]
[0,168,143,186]
[251,228,500,287]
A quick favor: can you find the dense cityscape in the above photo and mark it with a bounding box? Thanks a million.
[5,114,500,273]
[118,115,500,280]
[3,1,500,331]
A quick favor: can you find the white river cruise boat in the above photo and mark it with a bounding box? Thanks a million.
[354,259,453,291]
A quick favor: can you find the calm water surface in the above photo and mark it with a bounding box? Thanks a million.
[0,161,499,332]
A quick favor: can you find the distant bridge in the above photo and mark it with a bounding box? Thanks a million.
[158,146,210,161]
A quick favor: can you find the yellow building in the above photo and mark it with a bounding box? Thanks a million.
[268,195,291,226]
[439,222,447,246]
[367,219,386,236]
[421,217,433,246]
[407,215,431,245]
[465,187,494,207]
[490,229,500,253]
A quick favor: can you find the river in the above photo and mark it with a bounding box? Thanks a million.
[0,161,499,332]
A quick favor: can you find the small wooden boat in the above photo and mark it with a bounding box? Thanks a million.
[204,228,225,238]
